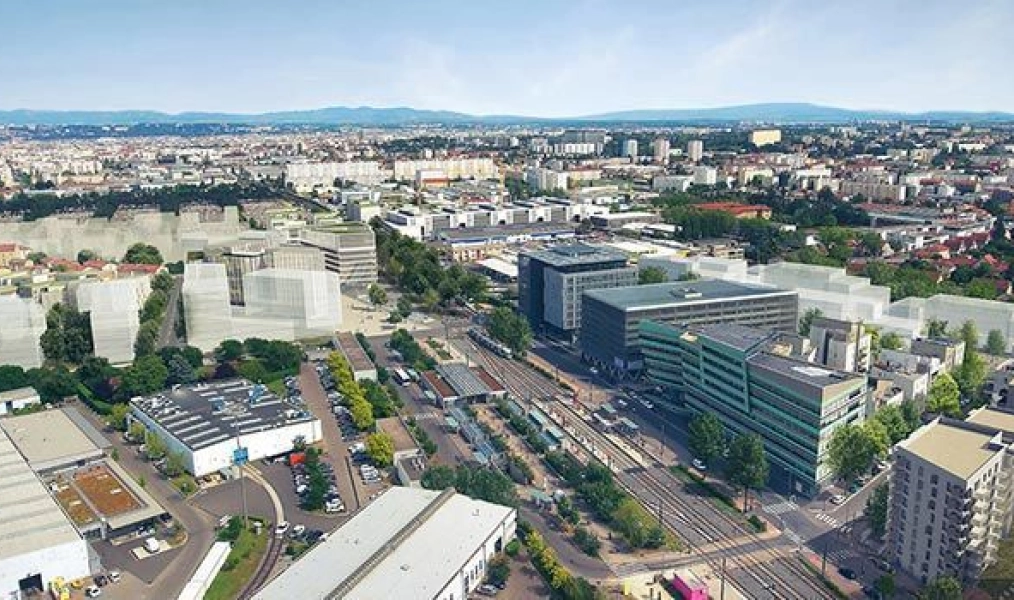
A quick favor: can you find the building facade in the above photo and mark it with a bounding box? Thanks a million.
[580,280,798,374]
[298,222,378,287]
[641,321,869,496]
[808,317,872,373]
[518,244,636,336]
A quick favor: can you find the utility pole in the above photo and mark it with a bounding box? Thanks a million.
[720,556,727,600]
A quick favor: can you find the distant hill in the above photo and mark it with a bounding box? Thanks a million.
[0,102,1011,126]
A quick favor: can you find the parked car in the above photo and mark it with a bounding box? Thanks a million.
[290,524,306,538]
[107,572,121,584]
[85,585,102,598]
[274,521,290,536]
[93,574,108,587]
[830,494,846,505]
[691,458,707,471]
[839,567,857,580]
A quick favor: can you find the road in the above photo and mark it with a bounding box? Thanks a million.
[156,275,183,349]
[458,337,841,600]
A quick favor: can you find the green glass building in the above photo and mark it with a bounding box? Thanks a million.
[641,320,869,496]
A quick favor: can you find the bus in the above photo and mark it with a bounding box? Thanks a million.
[393,368,411,386]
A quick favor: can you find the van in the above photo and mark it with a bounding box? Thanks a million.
[143,538,160,554]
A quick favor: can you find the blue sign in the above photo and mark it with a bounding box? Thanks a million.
[233,447,249,466]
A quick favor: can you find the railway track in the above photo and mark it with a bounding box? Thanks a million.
[238,532,284,599]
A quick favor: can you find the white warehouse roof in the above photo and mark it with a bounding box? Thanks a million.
[253,487,515,600]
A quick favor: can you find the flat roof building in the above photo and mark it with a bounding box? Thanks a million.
[129,379,323,477]
[0,386,41,416]
[298,222,378,288]
[253,487,516,600]
[519,243,637,337]
[581,279,798,375]
[335,332,377,382]
[420,363,507,408]
[642,321,869,496]
[0,408,107,472]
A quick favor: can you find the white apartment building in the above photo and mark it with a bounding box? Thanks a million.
[652,138,671,164]
[0,296,46,369]
[687,140,703,162]
[840,180,907,202]
[749,129,782,146]
[525,167,569,192]
[74,277,152,364]
[285,161,385,192]
[692,166,717,185]
[393,158,498,182]
[889,409,1014,584]
[808,317,872,373]
[622,139,638,158]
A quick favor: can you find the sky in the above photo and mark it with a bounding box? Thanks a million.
[1,0,1012,116]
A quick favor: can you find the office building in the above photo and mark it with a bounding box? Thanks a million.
[265,245,325,272]
[580,280,798,374]
[623,139,638,159]
[687,140,704,162]
[74,276,152,364]
[254,487,517,600]
[808,317,872,373]
[298,222,378,287]
[888,408,1014,584]
[641,321,869,496]
[219,245,267,305]
[0,295,46,369]
[749,129,782,147]
[518,244,637,336]
[129,379,323,477]
[653,138,671,164]
[0,423,91,597]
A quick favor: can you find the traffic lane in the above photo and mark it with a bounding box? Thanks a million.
[298,362,365,511]
[519,506,614,581]
[193,477,275,525]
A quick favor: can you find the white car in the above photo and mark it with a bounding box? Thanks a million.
[291,524,306,538]
[107,571,121,584]
[274,521,290,536]
[830,494,847,505]
[692,458,707,471]
[85,585,102,598]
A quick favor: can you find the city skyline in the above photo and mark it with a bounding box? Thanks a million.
[2,0,1012,115]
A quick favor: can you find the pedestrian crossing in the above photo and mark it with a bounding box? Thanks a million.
[815,512,840,527]
[825,548,856,563]
[762,500,798,516]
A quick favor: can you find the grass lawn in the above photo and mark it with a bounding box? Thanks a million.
[203,524,269,600]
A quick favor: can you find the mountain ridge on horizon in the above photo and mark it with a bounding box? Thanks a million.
[1,102,1012,126]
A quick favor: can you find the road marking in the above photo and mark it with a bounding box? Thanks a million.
[815,513,840,527]
[762,500,798,515]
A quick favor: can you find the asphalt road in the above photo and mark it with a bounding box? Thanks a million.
[156,275,183,349]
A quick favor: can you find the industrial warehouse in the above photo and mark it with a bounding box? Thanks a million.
[420,363,508,408]
[253,487,517,600]
[129,379,323,477]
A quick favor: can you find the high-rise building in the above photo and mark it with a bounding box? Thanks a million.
[74,277,152,364]
[687,140,704,162]
[518,244,636,336]
[622,139,638,159]
[808,316,872,373]
[652,138,671,164]
[888,408,1014,584]
[0,295,46,369]
[266,246,326,272]
[580,279,797,374]
[749,129,782,147]
[692,166,718,185]
[641,321,869,496]
[298,222,378,288]
[182,263,234,351]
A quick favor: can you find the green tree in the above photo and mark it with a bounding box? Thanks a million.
[865,483,889,539]
[76,249,98,264]
[144,431,167,460]
[164,451,187,477]
[987,329,1007,356]
[349,397,375,430]
[0,365,30,392]
[133,320,159,358]
[926,372,961,417]
[798,307,823,336]
[880,332,905,351]
[365,432,395,467]
[129,421,147,443]
[486,306,533,357]
[873,405,913,445]
[926,318,949,338]
[638,266,668,285]
[396,296,413,318]
[29,366,79,403]
[215,339,244,362]
[875,574,896,599]
[118,355,168,400]
[724,434,769,510]
[150,272,174,293]
[165,354,197,385]
[827,424,877,485]
[863,419,891,457]
[487,555,511,587]
[919,576,962,600]
[367,283,388,307]
[421,465,457,490]
[123,243,163,265]
[107,403,131,431]
[687,412,725,469]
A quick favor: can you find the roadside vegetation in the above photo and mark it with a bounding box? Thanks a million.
[204,516,269,600]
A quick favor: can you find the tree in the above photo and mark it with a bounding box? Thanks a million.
[365,432,395,467]
[486,306,533,357]
[349,397,375,431]
[724,434,768,510]
[30,366,79,403]
[487,555,511,587]
[919,576,962,600]
[367,283,388,307]
[133,320,159,358]
[166,354,197,385]
[118,355,168,400]
[987,329,1007,356]
[78,356,118,399]
[76,249,98,264]
[863,419,891,457]
[0,365,30,392]
[865,483,889,539]
[687,412,725,469]
[396,296,413,319]
[129,422,147,443]
[638,266,668,285]
[123,243,163,265]
[926,372,961,417]
[164,451,186,477]
[150,272,174,294]
[827,424,877,485]
[421,465,457,490]
[880,332,905,351]
[215,339,244,362]
[926,318,948,338]
[108,403,131,431]
[145,431,167,460]
[874,405,913,445]
[798,307,823,336]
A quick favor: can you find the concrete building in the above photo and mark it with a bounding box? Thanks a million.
[653,138,671,164]
[0,423,91,597]
[888,409,1014,584]
[518,244,637,336]
[808,317,872,373]
[182,263,235,351]
[0,295,46,369]
[692,166,718,185]
[419,363,507,408]
[74,276,152,364]
[284,161,384,192]
[298,222,378,288]
[641,321,869,496]
[265,245,325,272]
[393,158,498,182]
[219,245,266,305]
[749,129,782,147]
[623,139,638,159]
[129,379,323,477]
[0,387,40,416]
[253,487,516,600]
[580,280,798,374]
[241,269,342,338]
[687,140,704,163]
[525,167,569,193]
[335,331,376,382]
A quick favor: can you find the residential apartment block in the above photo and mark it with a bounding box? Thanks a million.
[641,321,869,496]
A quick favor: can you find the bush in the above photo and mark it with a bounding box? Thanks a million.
[747,515,767,532]
[573,526,601,557]
[505,539,521,557]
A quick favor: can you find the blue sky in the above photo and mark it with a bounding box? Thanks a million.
[1,0,1011,115]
